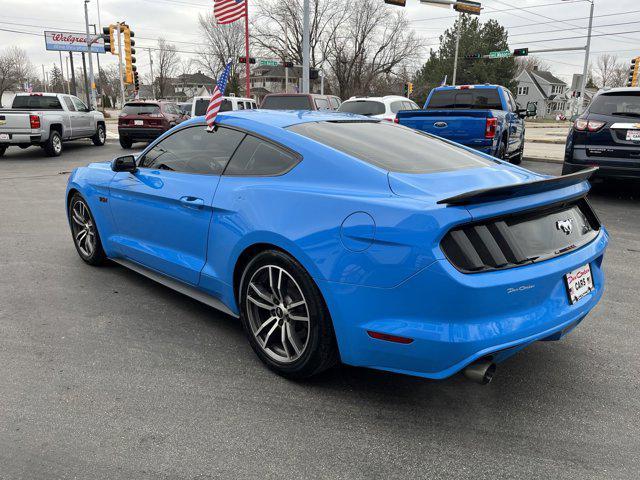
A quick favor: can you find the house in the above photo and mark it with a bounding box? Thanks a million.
[249,65,320,103]
[515,67,569,119]
[172,71,216,100]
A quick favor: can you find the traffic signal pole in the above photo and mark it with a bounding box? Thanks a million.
[84,0,97,109]
[116,23,126,107]
[302,0,310,93]
[578,0,594,113]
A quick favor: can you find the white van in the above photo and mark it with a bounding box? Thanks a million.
[190,96,257,117]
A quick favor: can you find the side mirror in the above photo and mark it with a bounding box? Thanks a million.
[111,155,137,173]
[526,102,537,117]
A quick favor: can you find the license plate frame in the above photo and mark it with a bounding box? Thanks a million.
[0,133,10,141]
[626,130,640,142]
[565,263,594,304]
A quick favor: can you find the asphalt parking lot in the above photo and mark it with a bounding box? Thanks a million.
[1,139,639,479]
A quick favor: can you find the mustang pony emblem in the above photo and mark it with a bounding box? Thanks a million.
[556,219,573,235]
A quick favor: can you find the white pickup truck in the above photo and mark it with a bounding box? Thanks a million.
[0,92,106,157]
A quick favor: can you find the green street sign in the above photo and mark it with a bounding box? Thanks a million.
[259,59,280,67]
[489,50,512,59]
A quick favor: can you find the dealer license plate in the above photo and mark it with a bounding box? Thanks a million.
[0,133,9,141]
[565,263,594,304]
[626,130,640,142]
[134,120,144,126]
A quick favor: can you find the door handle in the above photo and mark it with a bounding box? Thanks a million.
[179,196,205,208]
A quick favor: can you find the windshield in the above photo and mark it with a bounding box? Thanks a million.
[589,92,640,117]
[122,103,161,115]
[261,95,312,110]
[426,89,502,110]
[288,121,491,174]
[12,95,62,110]
[339,101,386,116]
[194,98,231,116]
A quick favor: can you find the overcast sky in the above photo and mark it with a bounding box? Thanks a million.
[1,0,639,85]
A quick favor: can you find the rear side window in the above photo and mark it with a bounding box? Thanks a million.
[122,103,161,115]
[12,95,62,110]
[225,135,299,176]
[426,89,502,110]
[261,95,312,110]
[288,121,491,174]
[140,125,245,175]
[315,98,330,110]
[589,92,640,117]
[194,99,209,116]
[63,97,76,111]
[329,97,341,110]
[339,101,385,116]
[390,101,405,114]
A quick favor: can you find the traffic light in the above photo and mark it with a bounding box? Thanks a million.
[454,0,481,15]
[403,82,413,98]
[384,0,406,6]
[465,53,482,59]
[282,61,294,68]
[238,56,256,64]
[513,48,529,57]
[133,70,140,92]
[310,69,319,80]
[123,25,136,84]
[101,25,115,55]
[627,57,639,87]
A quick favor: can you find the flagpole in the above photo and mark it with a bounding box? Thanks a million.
[245,0,250,97]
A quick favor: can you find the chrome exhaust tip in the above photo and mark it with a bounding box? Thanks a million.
[463,361,496,385]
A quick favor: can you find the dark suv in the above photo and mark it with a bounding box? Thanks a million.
[118,101,188,148]
[563,87,640,179]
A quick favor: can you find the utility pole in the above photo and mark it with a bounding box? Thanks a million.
[578,0,594,113]
[302,0,310,94]
[452,12,461,86]
[83,0,97,109]
[148,48,155,99]
[284,23,288,94]
[69,53,77,96]
[91,24,102,99]
[116,22,126,107]
[81,53,90,105]
[59,51,67,94]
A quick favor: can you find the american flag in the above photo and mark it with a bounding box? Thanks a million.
[213,0,246,25]
[205,61,233,131]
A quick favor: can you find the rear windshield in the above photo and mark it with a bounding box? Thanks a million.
[288,121,491,174]
[339,101,385,116]
[589,92,640,118]
[194,98,231,116]
[261,95,312,110]
[12,95,62,110]
[426,89,502,110]
[122,103,161,115]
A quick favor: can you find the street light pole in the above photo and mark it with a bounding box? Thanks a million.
[83,0,97,109]
[452,13,461,86]
[302,0,310,94]
[578,0,594,113]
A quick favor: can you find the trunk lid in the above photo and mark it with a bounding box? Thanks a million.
[396,109,492,145]
[0,110,35,133]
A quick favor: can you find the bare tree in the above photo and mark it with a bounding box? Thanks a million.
[515,56,550,76]
[154,38,180,99]
[594,54,626,88]
[196,12,244,83]
[325,0,420,98]
[0,46,34,107]
[99,65,123,107]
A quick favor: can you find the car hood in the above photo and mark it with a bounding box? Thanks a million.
[388,163,545,203]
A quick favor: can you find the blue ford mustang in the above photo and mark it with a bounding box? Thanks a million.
[66,110,608,383]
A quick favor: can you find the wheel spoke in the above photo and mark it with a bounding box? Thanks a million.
[275,268,284,302]
[76,229,87,242]
[255,315,277,336]
[281,324,291,359]
[286,323,301,356]
[287,300,306,310]
[289,314,309,323]
[249,282,275,306]
[248,294,275,311]
[72,212,84,226]
[262,321,279,347]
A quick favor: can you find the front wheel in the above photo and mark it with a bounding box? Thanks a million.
[43,130,62,157]
[510,143,524,165]
[239,250,339,379]
[496,140,507,160]
[92,124,106,146]
[68,194,106,266]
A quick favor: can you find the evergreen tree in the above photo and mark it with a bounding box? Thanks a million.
[413,15,517,105]
[49,64,65,93]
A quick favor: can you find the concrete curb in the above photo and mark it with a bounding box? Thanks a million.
[527,138,566,145]
[523,156,563,165]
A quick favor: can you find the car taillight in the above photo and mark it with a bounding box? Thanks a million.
[29,114,40,129]
[485,117,497,139]
[574,119,605,132]
[394,115,399,123]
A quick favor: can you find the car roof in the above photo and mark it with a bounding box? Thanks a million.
[434,84,501,90]
[596,87,640,95]
[344,95,412,102]
[182,109,367,129]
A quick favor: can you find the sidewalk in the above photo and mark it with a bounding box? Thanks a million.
[524,141,564,164]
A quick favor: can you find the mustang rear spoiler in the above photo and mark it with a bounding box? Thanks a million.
[437,167,598,206]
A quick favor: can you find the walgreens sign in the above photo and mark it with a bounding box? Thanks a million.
[44,31,105,53]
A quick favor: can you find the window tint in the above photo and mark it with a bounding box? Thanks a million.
[261,95,312,110]
[225,135,299,176]
[426,89,502,110]
[391,101,410,113]
[338,100,385,116]
[194,99,209,116]
[72,97,88,111]
[12,95,62,110]
[329,97,341,109]
[238,101,245,110]
[288,121,491,174]
[220,99,232,112]
[122,103,161,115]
[63,97,76,111]
[140,125,245,175]
[315,98,330,110]
[589,92,640,117]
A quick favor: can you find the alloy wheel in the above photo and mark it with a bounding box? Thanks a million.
[53,134,62,154]
[245,265,310,364]
[70,200,96,258]
[98,126,106,143]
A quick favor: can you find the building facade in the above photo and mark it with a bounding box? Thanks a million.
[515,67,569,119]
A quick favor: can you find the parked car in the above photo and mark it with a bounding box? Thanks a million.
[396,85,536,164]
[260,93,339,111]
[118,101,188,148]
[66,110,608,383]
[177,102,192,117]
[563,87,640,179]
[191,96,257,117]
[339,95,420,121]
[0,92,105,157]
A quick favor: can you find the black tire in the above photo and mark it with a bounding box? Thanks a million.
[239,250,339,379]
[68,193,107,266]
[119,135,133,149]
[510,144,524,165]
[0,146,6,157]
[43,130,62,157]
[496,140,507,160]
[92,123,106,146]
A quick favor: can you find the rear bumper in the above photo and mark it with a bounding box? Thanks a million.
[118,127,166,141]
[320,228,608,380]
[563,159,640,179]
[565,145,640,179]
[0,132,43,145]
